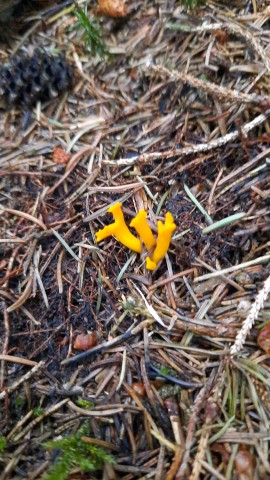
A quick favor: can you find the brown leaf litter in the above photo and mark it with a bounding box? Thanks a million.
[0,0,270,479]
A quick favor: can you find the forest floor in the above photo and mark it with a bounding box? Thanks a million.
[0,0,270,479]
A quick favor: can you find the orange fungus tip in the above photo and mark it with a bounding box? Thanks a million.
[130,210,156,251]
[146,212,176,270]
[95,202,141,253]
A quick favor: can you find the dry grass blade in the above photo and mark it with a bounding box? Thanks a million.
[202,212,246,234]
[51,228,82,263]
[184,183,213,225]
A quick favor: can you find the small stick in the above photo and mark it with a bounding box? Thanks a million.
[150,64,269,106]
[0,361,43,400]
[103,110,270,166]
[230,274,270,355]
[61,319,154,366]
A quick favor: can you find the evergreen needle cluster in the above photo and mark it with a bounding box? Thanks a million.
[73,3,108,56]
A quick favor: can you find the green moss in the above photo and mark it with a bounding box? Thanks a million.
[43,423,115,480]
[33,407,44,417]
[15,396,24,407]
[0,436,7,453]
[159,365,172,376]
[76,398,95,409]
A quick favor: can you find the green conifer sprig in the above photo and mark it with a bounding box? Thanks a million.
[73,2,108,56]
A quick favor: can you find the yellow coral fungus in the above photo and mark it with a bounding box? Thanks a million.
[130,210,156,251]
[95,202,176,269]
[146,212,176,270]
[95,202,142,253]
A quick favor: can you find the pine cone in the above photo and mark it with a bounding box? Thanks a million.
[0,1,61,22]
[0,0,21,21]
[0,49,73,109]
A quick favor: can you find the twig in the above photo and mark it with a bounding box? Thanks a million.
[13,398,69,442]
[0,207,47,230]
[0,355,38,367]
[149,64,269,106]
[61,319,154,366]
[0,361,44,400]
[103,110,270,166]
[230,274,270,355]
[176,368,218,479]
[194,254,270,282]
